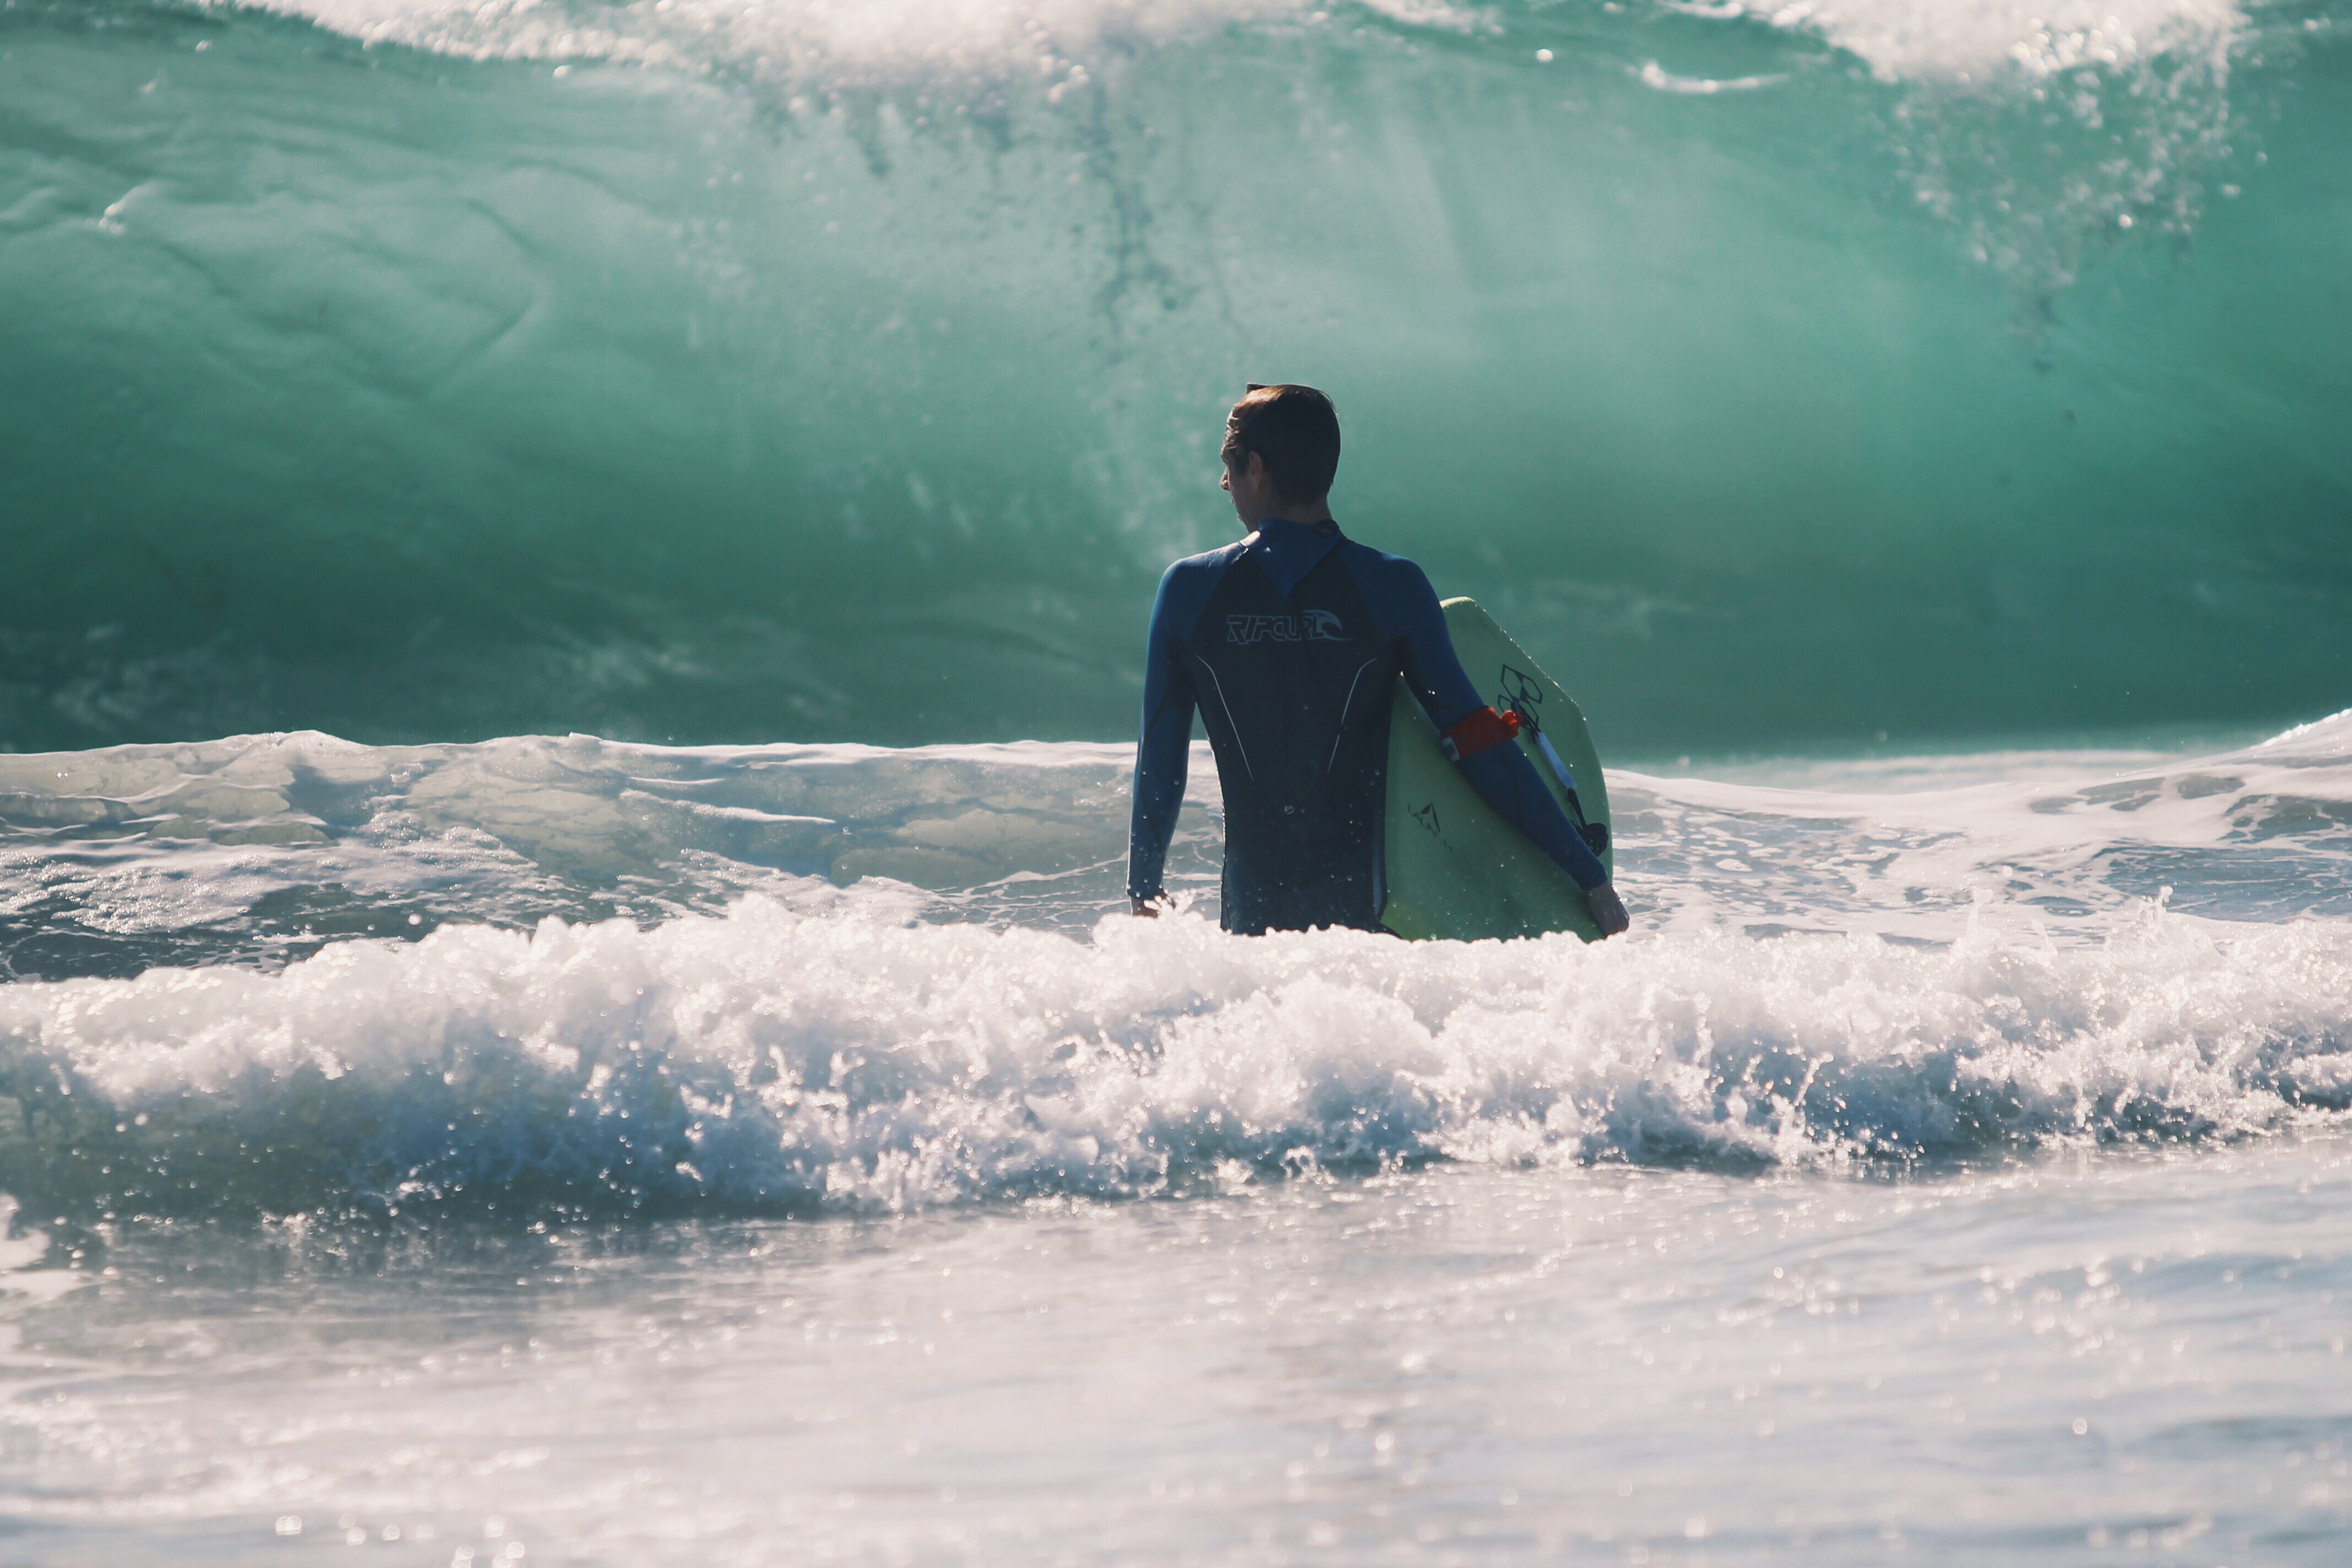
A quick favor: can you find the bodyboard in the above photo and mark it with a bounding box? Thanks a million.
[1380,598,1614,943]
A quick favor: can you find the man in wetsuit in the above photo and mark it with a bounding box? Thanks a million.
[1127,384,1631,937]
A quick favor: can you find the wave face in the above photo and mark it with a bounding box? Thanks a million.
[3,0,2349,752]
[2,712,2350,1218]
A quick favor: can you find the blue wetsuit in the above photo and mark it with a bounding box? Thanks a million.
[1128,518,1610,934]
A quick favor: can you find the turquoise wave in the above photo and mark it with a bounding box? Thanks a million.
[2,0,2346,753]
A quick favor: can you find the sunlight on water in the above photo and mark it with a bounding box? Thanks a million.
[2,0,2349,1559]
[0,1139,2344,1563]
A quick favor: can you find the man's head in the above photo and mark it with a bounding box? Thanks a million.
[1220,384,1340,529]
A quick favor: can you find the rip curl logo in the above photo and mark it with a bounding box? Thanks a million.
[1226,609,1345,645]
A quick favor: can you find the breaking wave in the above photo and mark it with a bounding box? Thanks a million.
[0,710,2348,1218]
[3,0,2344,753]
[2,872,2349,1222]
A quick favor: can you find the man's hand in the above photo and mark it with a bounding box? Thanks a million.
[1130,895,1163,918]
[1586,884,1630,937]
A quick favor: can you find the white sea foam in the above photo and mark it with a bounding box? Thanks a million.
[1713,0,2241,80]
[0,887,2346,1218]
[1635,60,1788,94]
[4,716,2349,1215]
[227,0,1380,77]
[228,0,2236,84]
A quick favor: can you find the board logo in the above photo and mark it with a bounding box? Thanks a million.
[1226,609,1344,645]
[1496,664,1544,731]
[1409,801,1442,837]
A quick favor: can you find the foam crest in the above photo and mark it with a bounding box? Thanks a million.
[1719,0,2242,80]
[0,893,2345,1219]
[239,0,2244,85]
[230,0,1435,78]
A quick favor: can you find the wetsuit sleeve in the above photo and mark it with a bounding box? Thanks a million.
[1127,566,1199,902]
[1389,562,1613,894]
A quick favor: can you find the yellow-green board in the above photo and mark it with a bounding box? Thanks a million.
[1380,598,1614,943]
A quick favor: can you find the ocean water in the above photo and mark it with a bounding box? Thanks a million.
[6,0,2352,1562]
[0,714,2348,1561]
[3,0,2349,751]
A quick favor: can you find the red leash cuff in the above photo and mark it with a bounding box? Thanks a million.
[1439,705,1521,761]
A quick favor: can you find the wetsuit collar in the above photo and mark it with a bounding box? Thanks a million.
[1243,516,1346,600]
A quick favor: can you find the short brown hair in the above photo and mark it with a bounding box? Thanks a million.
[1224,384,1341,505]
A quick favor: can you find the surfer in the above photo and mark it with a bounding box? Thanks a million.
[1128,384,1632,938]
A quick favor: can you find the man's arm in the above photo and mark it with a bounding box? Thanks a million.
[1387,562,1626,932]
[1127,566,1199,912]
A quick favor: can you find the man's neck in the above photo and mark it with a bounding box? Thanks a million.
[1249,505,1335,532]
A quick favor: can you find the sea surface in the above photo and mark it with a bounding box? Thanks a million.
[0,718,2348,1562]
[4,0,2352,1562]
